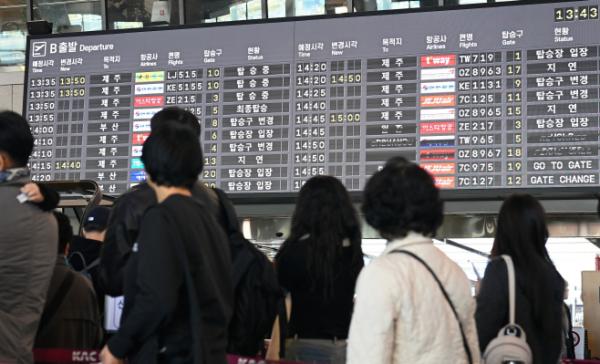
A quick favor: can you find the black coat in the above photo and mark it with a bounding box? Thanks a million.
[107,195,233,364]
[99,182,225,296]
[476,258,564,364]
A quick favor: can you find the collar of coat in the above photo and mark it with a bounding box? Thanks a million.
[383,232,433,255]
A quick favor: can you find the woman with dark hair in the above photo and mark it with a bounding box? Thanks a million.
[101,127,233,364]
[347,158,479,364]
[275,175,363,364]
[476,194,564,364]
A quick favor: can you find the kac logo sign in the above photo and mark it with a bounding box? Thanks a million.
[72,350,99,362]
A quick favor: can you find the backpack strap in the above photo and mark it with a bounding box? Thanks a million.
[277,296,288,358]
[38,273,75,335]
[500,255,516,326]
[67,251,88,270]
[212,188,241,235]
[82,257,101,274]
[389,250,473,364]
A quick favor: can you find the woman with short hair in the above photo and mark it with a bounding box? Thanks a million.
[347,158,479,364]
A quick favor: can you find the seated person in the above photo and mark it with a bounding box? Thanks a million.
[35,212,103,349]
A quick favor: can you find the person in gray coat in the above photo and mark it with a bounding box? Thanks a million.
[0,111,58,364]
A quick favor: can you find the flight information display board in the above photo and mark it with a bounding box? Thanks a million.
[24,0,600,196]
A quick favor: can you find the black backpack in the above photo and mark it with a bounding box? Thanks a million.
[213,189,285,356]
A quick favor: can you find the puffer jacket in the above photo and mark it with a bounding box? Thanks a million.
[347,232,480,364]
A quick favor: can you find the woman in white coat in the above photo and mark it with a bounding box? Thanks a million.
[347,157,480,364]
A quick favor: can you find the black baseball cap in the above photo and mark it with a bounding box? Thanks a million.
[83,206,110,232]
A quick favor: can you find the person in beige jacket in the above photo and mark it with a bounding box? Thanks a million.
[347,157,480,364]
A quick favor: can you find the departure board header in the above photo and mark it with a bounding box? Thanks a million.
[24,0,600,197]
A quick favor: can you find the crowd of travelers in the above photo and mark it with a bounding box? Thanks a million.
[0,106,573,364]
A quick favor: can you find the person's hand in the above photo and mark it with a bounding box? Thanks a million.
[100,345,124,364]
[21,183,44,203]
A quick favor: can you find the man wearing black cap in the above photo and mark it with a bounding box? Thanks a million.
[69,206,111,313]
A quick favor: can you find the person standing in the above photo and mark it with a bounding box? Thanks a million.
[476,194,564,364]
[69,206,111,312]
[99,107,224,298]
[35,212,103,349]
[101,125,233,363]
[0,111,57,363]
[276,175,363,364]
[347,158,479,364]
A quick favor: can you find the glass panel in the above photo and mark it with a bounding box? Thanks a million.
[457,0,486,4]
[107,0,182,29]
[266,0,349,18]
[194,0,264,23]
[33,0,104,32]
[0,0,27,69]
[353,0,419,13]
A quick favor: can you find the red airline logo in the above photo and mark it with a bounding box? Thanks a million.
[421,162,456,175]
[134,96,165,107]
[420,95,456,107]
[420,55,456,67]
[434,176,456,189]
[132,133,149,145]
[420,149,455,161]
[420,121,456,135]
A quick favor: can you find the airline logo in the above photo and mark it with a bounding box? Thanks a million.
[421,54,456,67]
[132,133,150,145]
[434,176,456,189]
[420,95,456,108]
[420,121,456,135]
[135,71,165,83]
[420,149,455,161]
[131,158,144,170]
[420,81,455,94]
[131,146,143,157]
[421,68,456,81]
[420,108,456,121]
[134,96,164,108]
[134,83,164,95]
[420,135,455,148]
[133,108,162,120]
[421,162,456,175]
[130,171,147,183]
[133,121,151,132]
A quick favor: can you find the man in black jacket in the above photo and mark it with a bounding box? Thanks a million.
[100,120,233,363]
[99,107,225,297]
[69,206,111,313]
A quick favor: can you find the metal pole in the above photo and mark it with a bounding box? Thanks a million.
[101,0,108,30]
[27,0,33,21]
[262,0,268,19]
[179,0,185,24]
[445,239,490,258]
